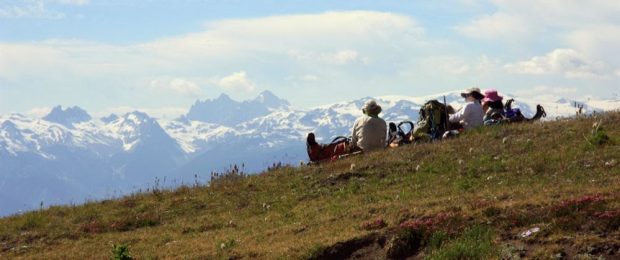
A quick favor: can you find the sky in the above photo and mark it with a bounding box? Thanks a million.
[1,0,619,119]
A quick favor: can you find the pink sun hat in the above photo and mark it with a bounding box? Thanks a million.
[483,89,503,103]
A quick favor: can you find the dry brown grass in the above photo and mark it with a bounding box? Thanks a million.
[1,112,619,259]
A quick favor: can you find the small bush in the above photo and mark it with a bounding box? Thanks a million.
[112,244,133,260]
[588,131,611,146]
[587,121,614,146]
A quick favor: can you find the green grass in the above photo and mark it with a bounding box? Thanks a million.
[0,112,619,259]
[428,225,496,259]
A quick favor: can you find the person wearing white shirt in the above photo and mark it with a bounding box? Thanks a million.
[449,87,485,130]
[351,100,388,152]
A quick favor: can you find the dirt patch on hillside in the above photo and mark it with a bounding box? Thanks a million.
[307,231,424,260]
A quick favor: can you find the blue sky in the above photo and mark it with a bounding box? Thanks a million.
[1,0,619,118]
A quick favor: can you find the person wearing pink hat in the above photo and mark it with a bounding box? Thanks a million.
[482,89,504,122]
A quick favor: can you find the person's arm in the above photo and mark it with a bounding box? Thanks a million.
[350,119,359,146]
[449,104,467,123]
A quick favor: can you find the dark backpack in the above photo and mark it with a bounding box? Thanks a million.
[388,121,415,146]
[504,99,547,123]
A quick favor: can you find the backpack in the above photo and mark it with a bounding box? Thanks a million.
[306,133,351,163]
[388,121,415,147]
[412,100,449,141]
[504,99,547,123]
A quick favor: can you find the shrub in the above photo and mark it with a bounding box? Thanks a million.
[112,244,133,260]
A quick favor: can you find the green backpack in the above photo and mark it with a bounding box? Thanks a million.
[413,100,449,141]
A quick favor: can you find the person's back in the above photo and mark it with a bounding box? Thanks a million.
[352,115,387,151]
[351,100,387,152]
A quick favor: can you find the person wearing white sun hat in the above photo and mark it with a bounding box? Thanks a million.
[350,99,387,152]
[449,87,485,130]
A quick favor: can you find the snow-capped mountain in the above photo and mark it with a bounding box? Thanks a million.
[43,106,92,128]
[186,90,290,126]
[1,91,619,216]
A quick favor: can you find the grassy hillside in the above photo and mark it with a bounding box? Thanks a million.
[1,113,619,259]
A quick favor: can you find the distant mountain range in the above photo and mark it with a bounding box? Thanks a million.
[1,90,619,216]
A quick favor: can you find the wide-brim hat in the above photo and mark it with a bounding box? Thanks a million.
[483,89,503,103]
[460,87,484,100]
[362,100,382,115]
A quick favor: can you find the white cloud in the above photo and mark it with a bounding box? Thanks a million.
[94,106,186,120]
[287,49,367,65]
[0,0,88,19]
[531,85,578,95]
[26,107,52,117]
[0,11,424,83]
[454,13,532,40]
[0,1,64,19]
[505,49,610,79]
[55,0,89,6]
[302,74,319,81]
[511,85,579,101]
[217,71,256,93]
[566,25,620,64]
[420,56,470,74]
[150,78,203,97]
[332,50,360,64]
[615,69,620,77]
[455,0,620,42]
[419,55,500,75]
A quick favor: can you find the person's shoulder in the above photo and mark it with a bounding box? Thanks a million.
[371,117,387,125]
[464,102,482,109]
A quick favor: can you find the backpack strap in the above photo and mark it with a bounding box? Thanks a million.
[330,136,350,145]
[387,122,399,146]
[504,99,515,111]
[397,121,415,142]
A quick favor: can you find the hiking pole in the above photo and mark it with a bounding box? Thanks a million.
[443,95,449,131]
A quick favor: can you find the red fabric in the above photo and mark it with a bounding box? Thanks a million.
[308,141,350,163]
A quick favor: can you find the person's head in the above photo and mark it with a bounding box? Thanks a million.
[460,87,484,102]
[482,89,503,112]
[362,100,382,116]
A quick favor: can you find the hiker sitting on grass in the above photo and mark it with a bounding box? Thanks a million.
[351,100,387,152]
[449,87,484,131]
[482,89,505,125]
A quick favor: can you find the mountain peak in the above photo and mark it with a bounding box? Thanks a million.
[101,114,119,124]
[254,90,290,109]
[43,106,92,127]
[185,91,290,125]
[216,93,233,101]
[122,111,152,124]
